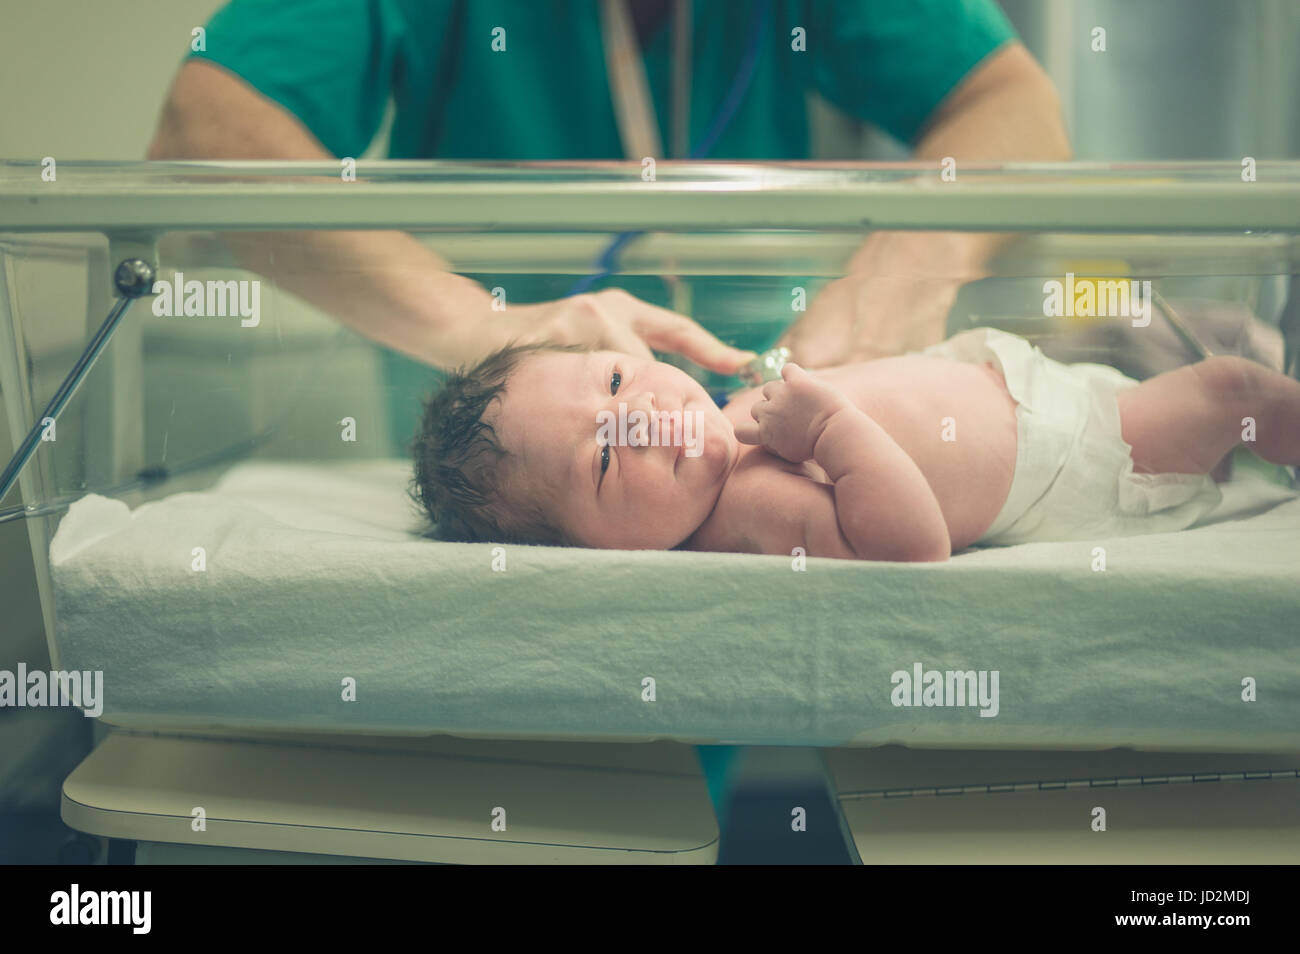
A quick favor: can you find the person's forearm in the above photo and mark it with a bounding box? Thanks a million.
[149,60,494,367]
[218,228,496,368]
[813,407,950,562]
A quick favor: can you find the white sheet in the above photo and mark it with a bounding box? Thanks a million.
[48,459,1300,750]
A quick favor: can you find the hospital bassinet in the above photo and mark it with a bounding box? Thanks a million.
[2,160,1298,863]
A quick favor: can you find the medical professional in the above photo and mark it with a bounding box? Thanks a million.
[147,0,1070,843]
[149,0,1070,374]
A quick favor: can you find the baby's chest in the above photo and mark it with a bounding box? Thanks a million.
[689,453,826,554]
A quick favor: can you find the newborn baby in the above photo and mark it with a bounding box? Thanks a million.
[413,328,1300,561]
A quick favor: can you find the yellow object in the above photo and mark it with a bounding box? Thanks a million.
[1055,260,1135,324]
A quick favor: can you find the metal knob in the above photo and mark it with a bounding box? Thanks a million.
[113,258,156,299]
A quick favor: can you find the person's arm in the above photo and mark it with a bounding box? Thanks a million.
[812,402,951,562]
[733,364,949,562]
[149,60,754,373]
[850,42,1074,282]
[149,60,496,367]
[784,42,1073,367]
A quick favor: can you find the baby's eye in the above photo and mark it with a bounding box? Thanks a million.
[610,370,621,395]
[600,443,611,475]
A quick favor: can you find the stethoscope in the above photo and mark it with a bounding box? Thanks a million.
[570,0,784,395]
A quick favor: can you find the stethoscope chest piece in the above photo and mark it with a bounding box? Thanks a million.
[738,346,790,386]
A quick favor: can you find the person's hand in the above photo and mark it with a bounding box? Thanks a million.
[733,363,852,463]
[779,272,960,368]
[501,289,755,375]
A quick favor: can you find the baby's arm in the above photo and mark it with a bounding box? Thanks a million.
[735,365,951,562]
[814,404,952,562]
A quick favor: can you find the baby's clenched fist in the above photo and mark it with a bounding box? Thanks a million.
[732,363,853,463]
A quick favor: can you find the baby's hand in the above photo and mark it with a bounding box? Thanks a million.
[733,363,852,463]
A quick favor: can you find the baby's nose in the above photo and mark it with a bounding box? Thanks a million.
[624,390,656,415]
[623,391,658,447]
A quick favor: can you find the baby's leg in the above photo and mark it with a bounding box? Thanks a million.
[1116,355,1300,474]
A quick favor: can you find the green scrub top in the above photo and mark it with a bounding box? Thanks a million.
[189,0,1017,160]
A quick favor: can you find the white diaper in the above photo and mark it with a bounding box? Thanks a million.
[923,328,1223,546]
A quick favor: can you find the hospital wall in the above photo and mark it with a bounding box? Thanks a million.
[1003,0,1300,161]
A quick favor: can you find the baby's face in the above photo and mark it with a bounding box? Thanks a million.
[494,350,738,549]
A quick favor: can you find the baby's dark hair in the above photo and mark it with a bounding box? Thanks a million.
[411,341,587,545]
